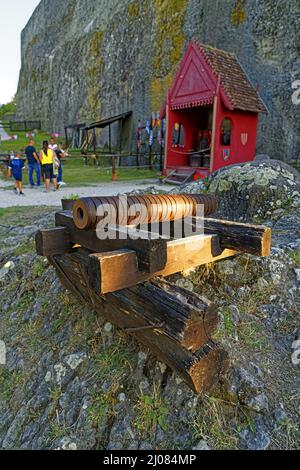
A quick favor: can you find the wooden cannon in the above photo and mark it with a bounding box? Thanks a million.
[35,194,271,393]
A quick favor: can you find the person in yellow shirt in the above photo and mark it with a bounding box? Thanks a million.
[39,140,58,192]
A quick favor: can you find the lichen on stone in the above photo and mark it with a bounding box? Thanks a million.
[231,0,247,27]
[86,30,104,119]
[150,0,188,110]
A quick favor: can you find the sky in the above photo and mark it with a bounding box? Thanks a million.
[0,0,41,104]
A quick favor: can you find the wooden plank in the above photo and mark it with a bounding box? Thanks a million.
[199,217,272,257]
[88,235,237,294]
[55,211,167,273]
[48,252,229,393]
[35,226,73,256]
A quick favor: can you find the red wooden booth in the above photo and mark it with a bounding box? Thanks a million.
[162,41,267,184]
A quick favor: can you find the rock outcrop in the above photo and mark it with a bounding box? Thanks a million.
[16,0,300,161]
[0,172,299,449]
[208,159,300,222]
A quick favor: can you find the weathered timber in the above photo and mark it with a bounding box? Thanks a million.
[106,279,218,352]
[88,235,237,294]
[35,226,73,256]
[50,251,218,351]
[47,250,229,393]
[55,211,167,273]
[156,217,272,257]
[199,217,271,257]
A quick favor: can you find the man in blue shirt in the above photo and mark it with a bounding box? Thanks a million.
[8,153,25,195]
[25,139,41,188]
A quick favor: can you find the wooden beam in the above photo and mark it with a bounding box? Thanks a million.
[198,217,272,257]
[35,227,73,256]
[48,251,229,393]
[88,234,237,294]
[155,217,271,257]
[55,211,168,273]
[51,253,218,352]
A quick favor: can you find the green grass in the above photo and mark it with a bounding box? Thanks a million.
[49,421,69,441]
[88,391,114,427]
[18,290,35,312]
[193,395,238,450]
[134,387,168,438]
[0,369,25,401]
[32,258,47,277]
[0,130,159,186]
[237,321,268,351]
[289,251,300,266]
[59,159,158,186]
[93,341,132,382]
[221,308,236,335]
[0,206,55,225]
[0,130,51,154]
[12,240,36,256]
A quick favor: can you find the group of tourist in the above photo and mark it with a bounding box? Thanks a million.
[8,138,67,195]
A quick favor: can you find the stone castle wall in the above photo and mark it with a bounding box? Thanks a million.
[16,0,300,160]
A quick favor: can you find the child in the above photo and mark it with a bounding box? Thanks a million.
[8,153,25,195]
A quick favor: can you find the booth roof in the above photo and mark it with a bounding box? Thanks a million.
[196,42,267,114]
[84,111,132,130]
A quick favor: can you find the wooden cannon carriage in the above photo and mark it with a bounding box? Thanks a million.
[35,194,271,393]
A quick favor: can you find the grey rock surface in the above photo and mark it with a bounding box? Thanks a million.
[208,160,300,222]
[16,0,300,162]
[0,170,300,449]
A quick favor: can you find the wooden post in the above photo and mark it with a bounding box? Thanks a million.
[160,125,164,173]
[112,155,117,181]
[136,144,140,169]
[93,128,96,155]
[64,127,68,147]
[149,145,152,170]
[163,99,169,173]
[119,119,123,155]
[109,124,112,153]
[210,76,221,173]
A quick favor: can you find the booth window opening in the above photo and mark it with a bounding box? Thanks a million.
[172,123,185,147]
[220,118,232,146]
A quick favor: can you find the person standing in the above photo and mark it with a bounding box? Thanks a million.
[40,141,57,192]
[55,143,67,186]
[49,138,58,152]
[25,139,41,188]
[8,152,25,195]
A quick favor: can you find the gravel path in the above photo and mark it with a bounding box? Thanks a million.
[0,121,10,141]
[0,179,174,208]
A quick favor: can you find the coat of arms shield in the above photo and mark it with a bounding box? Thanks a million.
[241,132,248,146]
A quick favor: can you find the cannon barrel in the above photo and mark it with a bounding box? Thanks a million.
[73,193,216,230]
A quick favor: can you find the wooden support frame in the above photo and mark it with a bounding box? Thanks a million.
[55,211,168,273]
[88,235,236,294]
[54,210,272,294]
[48,251,229,393]
[35,204,272,394]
